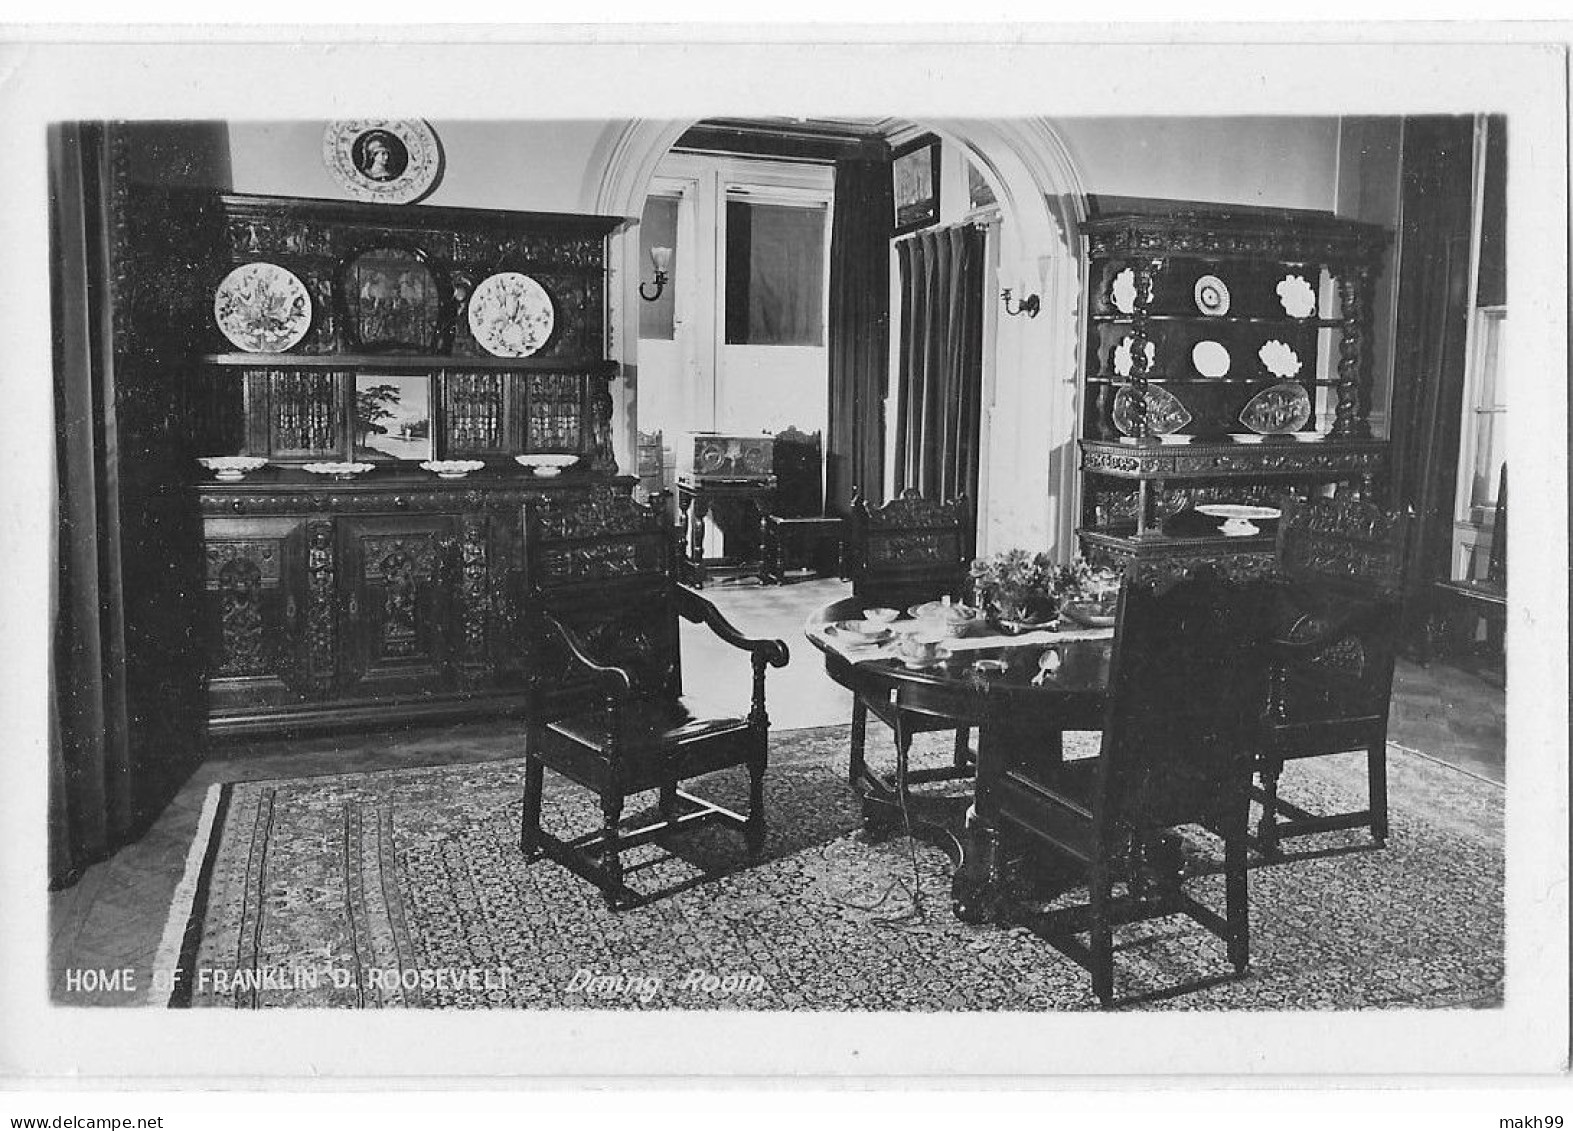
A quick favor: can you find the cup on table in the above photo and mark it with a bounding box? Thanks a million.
[896,628,948,667]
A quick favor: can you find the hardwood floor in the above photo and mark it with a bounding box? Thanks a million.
[48,573,1505,1006]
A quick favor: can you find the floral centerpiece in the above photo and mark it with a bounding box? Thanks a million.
[969,549,1061,628]
[970,552,1123,630]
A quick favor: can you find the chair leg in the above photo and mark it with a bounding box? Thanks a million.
[599,791,624,910]
[893,716,912,810]
[658,782,678,821]
[745,754,767,856]
[1088,857,1115,1007]
[849,697,869,789]
[1225,819,1250,976]
[953,726,972,768]
[1255,757,1283,858]
[1367,740,1389,846]
[520,755,544,861]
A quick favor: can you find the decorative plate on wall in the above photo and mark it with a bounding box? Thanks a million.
[1193,274,1231,316]
[1110,267,1137,315]
[213,262,312,353]
[1276,273,1317,318]
[1239,381,1313,435]
[1112,383,1192,437]
[1112,335,1157,378]
[322,120,443,205]
[1191,340,1232,378]
[468,272,556,358]
[1257,339,1304,380]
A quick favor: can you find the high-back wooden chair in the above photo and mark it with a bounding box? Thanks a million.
[1256,494,1412,855]
[989,569,1271,1006]
[518,484,789,909]
[843,489,978,834]
[847,487,973,608]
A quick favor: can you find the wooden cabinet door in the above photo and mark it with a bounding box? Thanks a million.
[202,515,315,712]
[336,513,459,700]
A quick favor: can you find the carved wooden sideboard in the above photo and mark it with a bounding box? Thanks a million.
[199,469,639,736]
[1075,202,1391,580]
[174,192,632,736]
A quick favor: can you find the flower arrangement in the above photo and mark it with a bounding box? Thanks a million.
[970,552,1122,627]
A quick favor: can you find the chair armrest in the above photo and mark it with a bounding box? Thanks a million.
[1266,596,1389,655]
[674,585,790,668]
[542,612,635,698]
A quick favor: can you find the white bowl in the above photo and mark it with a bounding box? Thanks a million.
[420,460,485,480]
[515,453,581,476]
[864,607,900,625]
[199,456,268,480]
[301,462,374,480]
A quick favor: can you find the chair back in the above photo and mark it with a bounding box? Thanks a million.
[848,488,973,607]
[771,427,824,518]
[522,484,682,705]
[1276,494,1411,599]
[1097,571,1270,834]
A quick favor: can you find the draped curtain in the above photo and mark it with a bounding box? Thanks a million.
[893,223,986,505]
[1386,116,1477,629]
[825,147,892,516]
[50,122,135,887]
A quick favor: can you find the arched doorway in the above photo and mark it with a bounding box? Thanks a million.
[589,117,1090,557]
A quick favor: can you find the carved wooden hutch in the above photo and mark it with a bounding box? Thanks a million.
[1076,204,1390,579]
[184,193,628,736]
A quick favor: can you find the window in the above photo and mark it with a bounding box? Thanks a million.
[723,199,826,347]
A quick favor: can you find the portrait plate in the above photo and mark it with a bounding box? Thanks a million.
[322,120,443,205]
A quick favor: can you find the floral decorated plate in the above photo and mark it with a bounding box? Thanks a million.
[1111,335,1157,378]
[198,455,268,481]
[469,272,555,358]
[419,459,485,480]
[213,262,312,353]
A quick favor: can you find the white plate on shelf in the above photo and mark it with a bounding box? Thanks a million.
[199,456,268,480]
[515,454,580,477]
[1193,274,1231,316]
[420,460,485,480]
[1191,340,1231,378]
[302,462,374,479]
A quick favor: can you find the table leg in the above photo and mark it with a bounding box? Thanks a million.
[952,808,1004,925]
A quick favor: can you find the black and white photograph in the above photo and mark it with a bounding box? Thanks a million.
[0,25,1567,1108]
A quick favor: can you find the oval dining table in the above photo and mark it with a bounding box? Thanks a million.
[804,596,1115,924]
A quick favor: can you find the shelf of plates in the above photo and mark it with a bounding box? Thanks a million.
[190,192,624,471]
[1075,204,1390,579]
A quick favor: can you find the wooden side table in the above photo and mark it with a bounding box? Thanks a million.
[676,475,776,587]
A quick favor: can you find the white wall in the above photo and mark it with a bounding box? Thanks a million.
[1055,117,1343,210]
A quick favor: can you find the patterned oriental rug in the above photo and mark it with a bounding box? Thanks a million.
[155,727,1503,1010]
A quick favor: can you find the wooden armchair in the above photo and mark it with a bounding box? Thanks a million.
[1256,494,1412,856]
[992,570,1271,1006]
[518,485,789,910]
[845,488,977,830]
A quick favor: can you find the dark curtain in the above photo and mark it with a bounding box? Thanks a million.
[825,147,892,515]
[893,223,986,505]
[49,123,206,889]
[50,122,135,887]
[1387,116,1477,628]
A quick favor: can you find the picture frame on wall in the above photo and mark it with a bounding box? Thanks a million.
[892,134,942,235]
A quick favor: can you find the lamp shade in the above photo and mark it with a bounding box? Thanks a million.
[650,246,673,273]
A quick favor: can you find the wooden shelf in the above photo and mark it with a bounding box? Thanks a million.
[202,352,619,375]
[1079,436,1388,482]
[1089,314,1344,328]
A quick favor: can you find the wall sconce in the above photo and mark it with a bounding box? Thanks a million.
[640,246,672,302]
[999,256,1049,319]
[1000,286,1040,318]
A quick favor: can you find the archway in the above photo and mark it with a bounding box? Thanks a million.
[588,117,1090,558]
